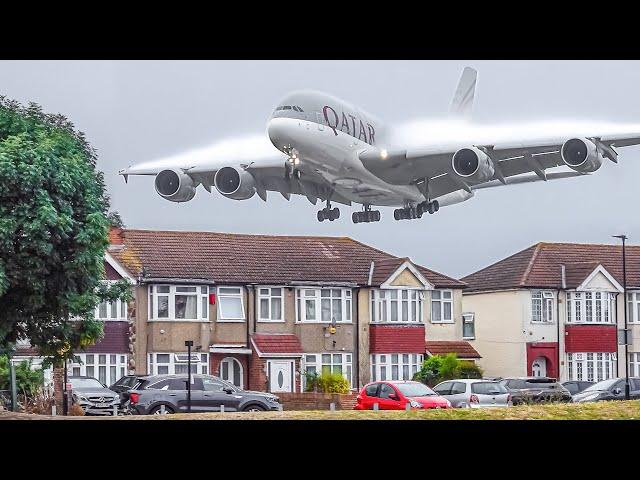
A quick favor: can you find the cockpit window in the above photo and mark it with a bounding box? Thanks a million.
[283,106,292,110]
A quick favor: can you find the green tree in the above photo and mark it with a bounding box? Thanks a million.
[0,355,44,397]
[0,97,132,368]
[413,353,483,386]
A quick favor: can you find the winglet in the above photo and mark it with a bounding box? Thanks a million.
[449,67,477,120]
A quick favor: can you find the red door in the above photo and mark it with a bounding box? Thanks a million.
[378,383,403,410]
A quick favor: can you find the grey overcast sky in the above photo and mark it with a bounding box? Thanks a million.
[2,60,639,279]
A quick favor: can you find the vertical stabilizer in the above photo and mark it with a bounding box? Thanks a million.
[449,67,477,120]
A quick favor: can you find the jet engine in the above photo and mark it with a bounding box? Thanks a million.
[154,169,196,202]
[451,147,495,183]
[214,166,256,200]
[560,138,604,173]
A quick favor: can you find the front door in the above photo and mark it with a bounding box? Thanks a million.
[269,360,294,392]
[532,357,547,377]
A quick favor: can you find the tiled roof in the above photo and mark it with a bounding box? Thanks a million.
[425,341,481,359]
[251,334,303,356]
[462,242,640,292]
[109,229,464,288]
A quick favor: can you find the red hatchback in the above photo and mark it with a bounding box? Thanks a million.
[354,381,452,410]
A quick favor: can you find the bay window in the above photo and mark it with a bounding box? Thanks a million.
[462,313,475,339]
[627,292,640,323]
[431,290,453,323]
[69,353,127,386]
[567,291,615,324]
[296,288,352,323]
[258,287,283,322]
[371,353,423,381]
[567,352,616,382]
[148,285,210,321]
[370,289,423,323]
[217,287,245,321]
[531,291,554,323]
[148,352,209,375]
[629,353,640,376]
[95,298,127,320]
[303,353,352,388]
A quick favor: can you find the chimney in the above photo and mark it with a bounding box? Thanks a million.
[108,226,124,246]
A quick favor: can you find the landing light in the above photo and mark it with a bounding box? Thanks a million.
[380,149,388,160]
[294,158,300,165]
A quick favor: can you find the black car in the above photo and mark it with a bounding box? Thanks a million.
[573,377,640,403]
[562,380,594,396]
[498,377,573,404]
[128,374,283,414]
[109,374,150,408]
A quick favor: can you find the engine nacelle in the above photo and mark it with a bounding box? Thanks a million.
[154,169,196,202]
[451,147,495,183]
[214,166,256,200]
[561,138,604,173]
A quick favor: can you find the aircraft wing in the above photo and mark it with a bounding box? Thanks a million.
[359,132,640,199]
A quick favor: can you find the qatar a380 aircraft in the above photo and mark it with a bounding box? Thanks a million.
[120,67,640,223]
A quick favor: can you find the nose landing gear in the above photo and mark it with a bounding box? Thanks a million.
[284,147,302,180]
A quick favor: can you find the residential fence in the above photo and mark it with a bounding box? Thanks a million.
[277,392,358,411]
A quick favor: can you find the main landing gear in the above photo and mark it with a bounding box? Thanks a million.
[352,205,381,224]
[318,201,340,222]
[393,200,439,221]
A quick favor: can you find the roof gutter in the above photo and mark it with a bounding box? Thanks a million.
[138,277,216,285]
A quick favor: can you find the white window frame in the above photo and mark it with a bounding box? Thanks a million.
[147,352,209,376]
[627,292,640,324]
[567,291,616,324]
[148,284,210,321]
[257,286,284,323]
[95,280,128,321]
[302,352,353,389]
[531,290,554,323]
[629,352,640,377]
[217,286,245,322]
[370,288,424,323]
[295,288,352,323]
[69,353,128,386]
[430,289,453,324]
[566,352,616,382]
[370,353,424,382]
[462,313,475,339]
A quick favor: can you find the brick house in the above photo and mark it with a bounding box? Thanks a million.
[102,227,471,392]
[461,242,640,383]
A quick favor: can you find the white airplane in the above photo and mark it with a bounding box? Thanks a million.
[119,67,640,223]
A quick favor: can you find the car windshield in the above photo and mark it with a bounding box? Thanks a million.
[582,378,620,392]
[70,377,104,389]
[471,382,507,395]
[395,382,436,397]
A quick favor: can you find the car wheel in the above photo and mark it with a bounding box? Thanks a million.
[243,404,266,412]
[150,405,174,415]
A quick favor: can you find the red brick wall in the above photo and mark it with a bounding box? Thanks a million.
[277,392,358,411]
[210,353,249,389]
[565,325,617,353]
[249,354,268,392]
[369,324,426,353]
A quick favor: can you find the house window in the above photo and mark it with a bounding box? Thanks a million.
[95,281,128,320]
[296,288,352,323]
[531,291,554,323]
[258,287,283,322]
[627,292,640,324]
[629,353,640,376]
[370,353,423,382]
[68,353,127,386]
[148,285,210,321]
[431,290,453,323]
[148,352,209,375]
[462,313,475,339]
[567,352,616,382]
[303,353,352,389]
[370,289,423,323]
[217,287,245,321]
[567,292,615,324]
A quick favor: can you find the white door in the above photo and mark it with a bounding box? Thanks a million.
[219,357,243,389]
[269,361,293,392]
[532,357,547,377]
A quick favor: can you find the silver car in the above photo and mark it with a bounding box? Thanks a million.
[433,379,512,408]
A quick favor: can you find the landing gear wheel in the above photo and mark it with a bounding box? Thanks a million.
[317,210,325,222]
[330,208,340,220]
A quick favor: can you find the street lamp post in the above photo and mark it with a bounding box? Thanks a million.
[613,234,630,401]
[185,340,193,413]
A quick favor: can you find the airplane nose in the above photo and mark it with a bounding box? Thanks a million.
[267,118,291,151]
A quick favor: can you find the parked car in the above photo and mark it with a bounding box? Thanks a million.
[69,376,120,415]
[354,381,451,410]
[127,374,282,414]
[109,374,150,408]
[573,377,640,403]
[433,379,512,408]
[498,377,572,404]
[561,380,594,396]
